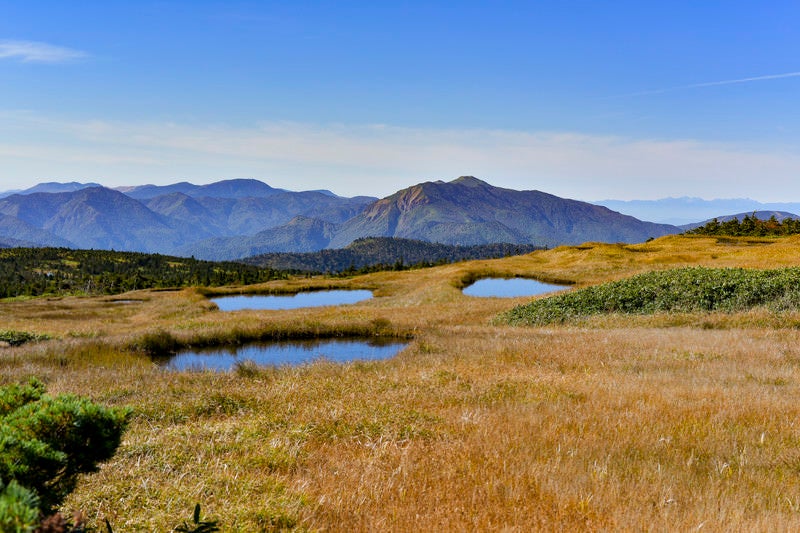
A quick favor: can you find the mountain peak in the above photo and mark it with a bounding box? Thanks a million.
[451,176,488,187]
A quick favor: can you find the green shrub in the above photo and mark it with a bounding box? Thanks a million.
[0,331,49,347]
[500,267,800,325]
[0,378,130,525]
[0,480,39,533]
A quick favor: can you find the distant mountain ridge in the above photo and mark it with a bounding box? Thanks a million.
[0,181,102,199]
[0,176,680,258]
[117,178,285,200]
[596,197,800,225]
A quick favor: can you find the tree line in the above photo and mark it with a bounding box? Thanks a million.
[0,247,285,298]
[685,214,800,237]
[243,237,543,274]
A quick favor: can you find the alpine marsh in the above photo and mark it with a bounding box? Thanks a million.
[4,235,800,530]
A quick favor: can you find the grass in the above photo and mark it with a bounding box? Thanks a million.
[6,235,800,529]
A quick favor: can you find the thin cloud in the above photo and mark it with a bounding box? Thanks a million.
[613,71,800,98]
[0,40,87,63]
[3,113,800,201]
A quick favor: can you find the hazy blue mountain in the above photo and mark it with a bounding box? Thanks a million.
[146,190,374,236]
[0,236,33,248]
[307,189,338,197]
[679,211,800,231]
[119,178,284,200]
[179,216,338,260]
[596,197,800,225]
[144,193,230,238]
[0,187,195,253]
[0,213,75,247]
[0,180,375,254]
[0,181,102,199]
[0,176,687,257]
[329,176,677,248]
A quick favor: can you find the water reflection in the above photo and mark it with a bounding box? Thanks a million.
[212,290,373,311]
[159,338,407,371]
[462,278,568,298]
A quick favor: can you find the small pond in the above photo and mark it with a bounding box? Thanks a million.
[212,290,373,311]
[160,338,408,371]
[462,278,569,298]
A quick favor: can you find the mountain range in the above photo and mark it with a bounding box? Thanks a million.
[0,176,682,259]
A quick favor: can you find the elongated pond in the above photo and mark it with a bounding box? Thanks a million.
[160,338,408,371]
[463,278,569,298]
[212,290,373,311]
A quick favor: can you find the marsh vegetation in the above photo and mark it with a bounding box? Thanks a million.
[4,234,800,529]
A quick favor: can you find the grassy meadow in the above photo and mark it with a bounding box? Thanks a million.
[5,234,800,530]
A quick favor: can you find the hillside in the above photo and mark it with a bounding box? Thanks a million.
[329,176,678,248]
[0,187,198,253]
[180,216,339,260]
[0,247,284,298]
[0,213,74,247]
[242,236,543,273]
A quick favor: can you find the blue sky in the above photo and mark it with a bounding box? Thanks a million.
[2,1,800,200]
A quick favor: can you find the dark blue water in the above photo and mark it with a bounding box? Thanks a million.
[212,290,373,311]
[161,338,408,371]
[462,278,568,298]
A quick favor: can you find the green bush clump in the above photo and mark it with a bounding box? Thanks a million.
[500,267,800,325]
[0,331,49,347]
[0,378,130,530]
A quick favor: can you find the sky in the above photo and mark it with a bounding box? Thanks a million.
[1,1,800,201]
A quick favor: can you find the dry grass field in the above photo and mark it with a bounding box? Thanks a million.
[5,234,800,530]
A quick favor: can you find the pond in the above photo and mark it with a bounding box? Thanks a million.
[462,277,569,298]
[211,290,373,311]
[159,338,408,371]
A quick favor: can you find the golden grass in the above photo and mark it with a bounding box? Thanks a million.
[5,235,800,530]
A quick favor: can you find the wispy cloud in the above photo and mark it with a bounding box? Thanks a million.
[615,71,800,98]
[0,40,87,63]
[2,112,800,201]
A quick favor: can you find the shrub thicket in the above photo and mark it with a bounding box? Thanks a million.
[501,266,800,325]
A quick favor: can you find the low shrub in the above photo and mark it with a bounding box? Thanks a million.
[0,331,50,347]
[0,378,130,529]
[501,266,800,325]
